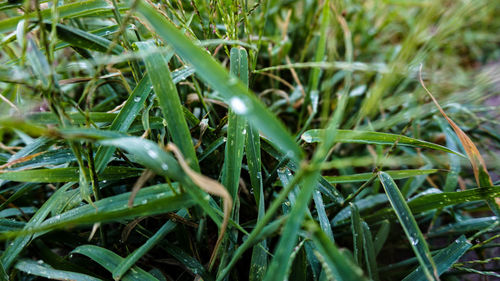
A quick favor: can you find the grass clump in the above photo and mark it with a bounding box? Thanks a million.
[0,0,499,280]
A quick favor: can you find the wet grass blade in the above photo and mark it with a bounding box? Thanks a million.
[0,184,193,240]
[14,259,101,281]
[378,171,438,280]
[325,169,439,184]
[362,221,379,281]
[72,245,158,281]
[402,235,471,281]
[45,22,124,54]
[302,129,464,157]
[136,41,199,171]
[364,185,500,223]
[0,166,142,182]
[222,47,248,200]
[133,0,303,162]
[350,203,363,265]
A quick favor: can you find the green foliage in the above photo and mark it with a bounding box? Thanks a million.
[0,0,498,280]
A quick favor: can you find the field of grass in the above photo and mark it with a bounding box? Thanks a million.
[0,0,499,280]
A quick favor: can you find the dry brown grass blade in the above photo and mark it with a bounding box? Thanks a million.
[128,169,155,208]
[166,143,233,266]
[418,65,492,187]
[0,151,45,171]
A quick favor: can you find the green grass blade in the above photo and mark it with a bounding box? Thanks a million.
[222,47,248,199]
[46,22,124,54]
[362,221,379,281]
[133,0,303,163]
[402,235,471,281]
[378,171,438,280]
[135,41,199,171]
[72,245,158,281]
[14,259,102,281]
[325,169,439,184]
[364,185,500,222]
[305,221,368,281]
[0,166,142,182]
[350,203,363,265]
[0,184,193,240]
[113,209,187,280]
[302,129,465,157]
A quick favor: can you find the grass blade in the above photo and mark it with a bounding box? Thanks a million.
[136,41,199,171]
[364,185,500,223]
[378,171,438,280]
[361,221,379,281]
[222,47,248,199]
[302,129,465,157]
[72,245,158,281]
[14,259,101,281]
[402,235,471,281]
[0,166,142,182]
[325,169,439,184]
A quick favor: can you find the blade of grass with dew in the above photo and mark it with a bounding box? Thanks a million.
[72,245,158,281]
[362,221,379,281]
[0,166,142,182]
[331,194,388,225]
[133,0,303,163]
[302,129,464,157]
[364,185,500,223]
[135,41,199,171]
[245,86,268,280]
[325,169,439,184]
[43,22,123,54]
[428,216,498,237]
[0,184,193,240]
[305,220,368,281]
[402,235,471,281]
[378,171,438,280]
[216,47,249,271]
[0,182,73,270]
[222,47,248,200]
[112,209,187,280]
[350,203,363,265]
[14,259,101,281]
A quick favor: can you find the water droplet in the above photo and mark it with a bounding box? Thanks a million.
[229,97,248,114]
[147,150,158,159]
[37,260,43,264]
[133,96,141,102]
[161,163,168,170]
[242,128,247,134]
[141,199,147,204]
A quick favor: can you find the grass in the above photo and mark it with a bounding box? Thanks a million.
[0,0,499,280]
